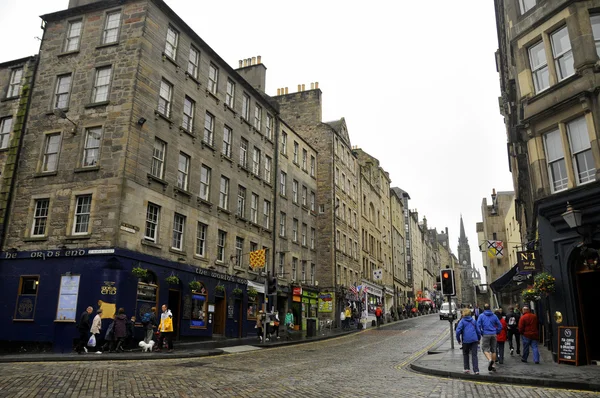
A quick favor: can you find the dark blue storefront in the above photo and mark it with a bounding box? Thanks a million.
[0,247,251,353]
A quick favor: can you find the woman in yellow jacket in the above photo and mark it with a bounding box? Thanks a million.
[157,304,174,352]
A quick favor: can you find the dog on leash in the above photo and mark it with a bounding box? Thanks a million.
[138,340,155,352]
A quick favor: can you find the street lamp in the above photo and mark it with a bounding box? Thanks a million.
[561,202,582,229]
[53,109,78,135]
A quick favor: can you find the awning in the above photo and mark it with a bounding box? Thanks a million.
[490,264,518,293]
[248,280,265,294]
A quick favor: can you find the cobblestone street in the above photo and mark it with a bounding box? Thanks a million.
[0,315,597,397]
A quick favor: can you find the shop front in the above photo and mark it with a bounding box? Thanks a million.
[362,281,383,325]
[246,280,265,337]
[300,288,318,331]
[2,247,251,353]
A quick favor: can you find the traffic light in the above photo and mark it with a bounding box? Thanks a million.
[267,275,277,295]
[440,269,455,296]
[435,275,441,291]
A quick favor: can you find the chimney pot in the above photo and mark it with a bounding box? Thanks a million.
[257,55,261,64]
[301,84,305,91]
[239,60,243,68]
[252,56,256,65]
[310,82,314,90]
[243,59,248,67]
[298,84,302,92]
[285,87,288,94]
[315,82,319,89]
[277,88,280,95]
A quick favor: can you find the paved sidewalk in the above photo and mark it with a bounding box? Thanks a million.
[410,336,600,392]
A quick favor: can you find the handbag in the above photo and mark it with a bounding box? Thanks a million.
[87,334,96,347]
[269,321,275,327]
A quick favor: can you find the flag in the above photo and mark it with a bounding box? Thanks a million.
[486,240,504,259]
[363,285,368,295]
[349,285,358,295]
[249,249,266,269]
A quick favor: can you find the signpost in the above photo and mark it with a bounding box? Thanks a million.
[558,326,578,365]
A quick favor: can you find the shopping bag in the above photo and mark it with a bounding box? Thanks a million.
[87,334,96,347]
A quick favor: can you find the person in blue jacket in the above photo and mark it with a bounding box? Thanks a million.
[476,303,502,372]
[456,308,482,374]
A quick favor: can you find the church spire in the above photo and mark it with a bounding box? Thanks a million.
[459,214,467,244]
[457,215,471,266]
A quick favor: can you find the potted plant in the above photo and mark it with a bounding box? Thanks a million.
[165,274,180,285]
[521,287,540,302]
[215,284,225,295]
[189,280,202,291]
[233,287,243,296]
[247,287,258,299]
[132,266,148,278]
[533,272,556,295]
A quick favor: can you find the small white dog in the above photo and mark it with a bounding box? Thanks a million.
[138,340,155,352]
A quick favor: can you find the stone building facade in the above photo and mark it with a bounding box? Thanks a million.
[390,187,408,307]
[495,0,600,364]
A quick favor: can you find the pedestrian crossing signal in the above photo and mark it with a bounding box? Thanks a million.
[440,269,455,296]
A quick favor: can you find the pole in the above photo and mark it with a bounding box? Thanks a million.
[447,294,454,349]
[263,274,268,343]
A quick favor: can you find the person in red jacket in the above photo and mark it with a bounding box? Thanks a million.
[518,306,540,364]
[495,309,508,364]
[375,306,383,328]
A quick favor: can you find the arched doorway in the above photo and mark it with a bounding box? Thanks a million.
[571,242,600,365]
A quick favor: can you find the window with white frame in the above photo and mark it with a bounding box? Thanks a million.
[266,114,273,141]
[7,68,22,98]
[291,257,297,281]
[226,79,235,108]
[208,64,218,94]
[264,155,272,183]
[196,222,207,257]
[281,131,287,155]
[222,125,232,157]
[252,147,261,175]
[250,193,258,223]
[204,112,214,146]
[32,199,50,237]
[567,117,596,185]
[239,137,248,168]
[278,253,285,277]
[302,185,308,207]
[311,228,315,249]
[42,133,61,172]
[519,0,536,15]
[217,230,226,262]
[592,15,600,57]
[310,191,315,211]
[301,261,306,282]
[219,176,229,209]
[292,218,298,242]
[551,26,574,82]
[92,66,112,103]
[302,149,307,171]
[310,155,316,177]
[172,213,185,250]
[177,152,190,191]
[544,129,568,192]
[280,171,287,196]
[310,263,315,285]
[164,26,178,59]
[102,11,121,44]
[254,104,262,130]
[280,212,286,237]
[237,185,246,218]
[235,237,244,266]
[83,127,102,167]
[187,47,199,78]
[302,223,307,246]
[293,141,299,164]
[292,180,298,203]
[73,195,92,235]
[144,203,160,242]
[158,79,172,117]
[199,165,211,201]
[182,96,195,131]
[263,200,271,228]
[151,138,166,178]
[64,20,82,52]
[242,93,250,120]
[529,41,549,94]
[54,74,72,109]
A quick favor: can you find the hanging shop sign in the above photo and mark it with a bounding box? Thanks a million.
[318,291,334,313]
[517,250,541,272]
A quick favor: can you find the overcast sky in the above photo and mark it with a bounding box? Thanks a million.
[0,0,513,283]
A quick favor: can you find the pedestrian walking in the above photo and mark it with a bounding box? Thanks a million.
[506,306,521,355]
[476,303,502,372]
[284,309,294,340]
[112,308,128,352]
[375,305,383,327]
[157,304,174,352]
[256,310,264,341]
[141,307,157,344]
[76,306,93,354]
[344,306,352,329]
[90,308,103,354]
[456,308,481,375]
[518,306,540,364]
[495,309,508,364]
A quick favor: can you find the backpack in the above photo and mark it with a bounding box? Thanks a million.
[141,312,151,325]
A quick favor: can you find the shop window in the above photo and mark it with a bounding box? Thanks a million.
[136,270,158,322]
[14,276,39,321]
[190,282,208,328]
[247,295,258,319]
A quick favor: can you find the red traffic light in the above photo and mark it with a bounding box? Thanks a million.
[442,272,449,279]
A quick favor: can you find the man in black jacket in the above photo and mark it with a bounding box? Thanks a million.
[506,306,521,355]
[76,306,93,354]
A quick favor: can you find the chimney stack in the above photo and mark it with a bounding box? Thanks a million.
[277,88,281,95]
[298,84,302,92]
[285,87,288,94]
[301,84,305,91]
[257,55,261,64]
[310,82,314,90]
[239,60,243,68]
